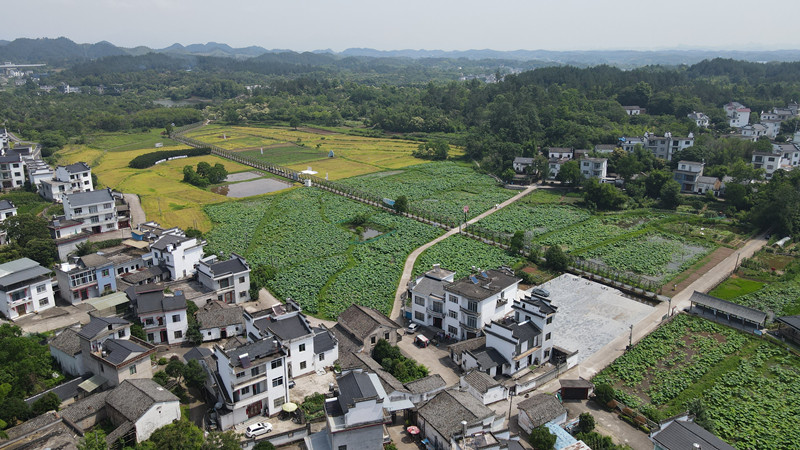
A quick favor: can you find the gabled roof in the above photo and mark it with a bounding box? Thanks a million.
[103,338,147,365]
[337,370,379,414]
[0,199,14,210]
[197,301,244,330]
[223,337,282,364]
[352,352,409,395]
[80,253,113,268]
[49,328,82,356]
[62,162,90,173]
[513,157,534,164]
[65,188,113,207]
[121,265,166,284]
[404,374,446,395]
[313,327,337,354]
[463,370,501,394]
[777,315,800,331]
[132,290,186,315]
[418,390,495,440]
[689,291,767,325]
[338,304,401,342]
[150,234,190,251]
[184,346,212,363]
[448,336,486,355]
[105,379,178,423]
[412,276,446,300]
[467,346,509,369]
[256,313,312,341]
[518,394,566,428]
[78,316,130,340]
[652,419,735,450]
[0,257,51,289]
[208,256,248,276]
[445,269,519,301]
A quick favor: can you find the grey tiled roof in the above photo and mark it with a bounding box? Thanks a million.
[445,269,519,301]
[209,257,248,276]
[463,370,500,394]
[121,266,166,283]
[63,162,90,173]
[467,345,508,369]
[352,352,408,395]
[183,346,212,363]
[418,390,495,440]
[338,304,401,342]
[337,371,378,414]
[79,253,112,268]
[652,419,735,450]
[134,291,186,315]
[60,391,111,424]
[103,339,147,365]
[404,374,446,394]
[49,328,82,356]
[413,277,446,300]
[224,338,282,364]
[777,315,800,330]
[448,336,485,355]
[689,291,767,324]
[78,316,130,340]
[0,258,52,289]
[258,314,312,341]
[0,199,14,210]
[105,379,179,423]
[197,301,244,330]
[65,189,113,207]
[518,394,566,428]
[313,327,336,354]
[150,234,190,251]
[332,324,364,369]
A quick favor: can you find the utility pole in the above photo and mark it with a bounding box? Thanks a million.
[628,324,634,349]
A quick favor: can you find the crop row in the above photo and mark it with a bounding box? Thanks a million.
[581,233,710,278]
[413,234,517,279]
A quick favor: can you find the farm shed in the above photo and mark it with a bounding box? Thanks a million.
[688,291,766,331]
[776,315,800,346]
[559,378,594,400]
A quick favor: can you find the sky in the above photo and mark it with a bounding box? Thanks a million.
[3,0,800,52]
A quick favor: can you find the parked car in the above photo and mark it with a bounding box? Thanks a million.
[532,288,550,297]
[245,422,273,438]
[407,323,418,334]
[414,334,430,348]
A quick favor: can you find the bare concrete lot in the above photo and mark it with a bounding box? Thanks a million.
[533,274,654,364]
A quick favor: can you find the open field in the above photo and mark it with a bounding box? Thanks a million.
[84,129,180,152]
[205,188,442,318]
[593,314,800,449]
[182,124,447,179]
[413,234,518,279]
[56,143,254,231]
[708,276,766,300]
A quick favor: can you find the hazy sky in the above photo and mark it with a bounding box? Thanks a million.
[4,0,800,52]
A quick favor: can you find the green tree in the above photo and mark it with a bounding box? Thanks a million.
[201,431,240,450]
[501,168,516,183]
[206,163,228,184]
[183,359,207,390]
[23,238,58,267]
[412,140,449,160]
[644,170,672,199]
[529,425,556,450]
[724,183,750,210]
[31,392,61,415]
[146,417,203,450]
[393,195,409,214]
[195,162,212,178]
[659,180,682,210]
[166,360,185,383]
[544,246,570,272]
[253,442,277,450]
[78,429,108,450]
[509,231,525,255]
[289,116,301,130]
[578,412,596,434]
[686,398,715,433]
[152,371,171,387]
[74,241,98,257]
[583,178,626,210]
[556,160,582,186]
[0,214,51,247]
[594,383,615,405]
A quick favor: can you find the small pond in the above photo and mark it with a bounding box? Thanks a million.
[212,178,293,198]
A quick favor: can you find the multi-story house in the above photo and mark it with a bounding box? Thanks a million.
[762,119,782,140]
[741,123,768,141]
[0,257,55,320]
[55,162,93,192]
[48,217,91,261]
[724,102,750,128]
[54,254,117,304]
[620,132,694,161]
[76,315,156,387]
[25,159,53,188]
[336,304,402,354]
[687,111,710,128]
[196,300,244,342]
[245,302,316,378]
[579,157,608,179]
[774,143,800,168]
[63,188,118,234]
[411,266,520,340]
[673,161,705,193]
[0,199,17,244]
[196,253,251,304]
[305,370,390,450]
[149,231,206,280]
[417,389,505,450]
[622,106,644,115]
[126,284,188,345]
[213,337,290,429]
[0,152,25,190]
[752,150,783,179]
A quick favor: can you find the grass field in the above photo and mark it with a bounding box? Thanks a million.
[239,145,329,166]
[56,142,254,231]
[708,277,766,300]
[183,124,456,179]
[593,314,800,449]
[85,130,180,152]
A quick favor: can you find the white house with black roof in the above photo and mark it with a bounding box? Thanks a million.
[0,257,55,320]
[213,336,290,428]
[312,325,339,372]
[149,231,206,280]
[63,188,118,234]
[77,315,156,388]
[196,253,251,304]
[511,293,558,361]
[48,216,91,261]
[460,369,508,405]
[305,370,389,450]
[244,301,316,378]
[49,328,85,377]
[416,389,505,450]
[0,152,25,190]
[55,162,93,191]
[103,378,180,444]
[517,393,567,434]
[126,283,188,345]
[54,253,117,304]
[196,300,244,342]
[411,265,520,340]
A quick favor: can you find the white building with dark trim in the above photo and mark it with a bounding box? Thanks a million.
[0,257,55,320]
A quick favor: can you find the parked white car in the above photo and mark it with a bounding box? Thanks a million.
[245,422,273,438]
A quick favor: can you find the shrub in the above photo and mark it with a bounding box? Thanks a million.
[529,425,556,450]
[577,412,595,434]
[129,147,211,169]
[594,383,615,406]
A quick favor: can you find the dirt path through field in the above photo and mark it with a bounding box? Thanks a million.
[390,184,539,321]
[666,246,735,295]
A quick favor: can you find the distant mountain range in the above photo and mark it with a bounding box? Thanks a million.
[1,37,800,67]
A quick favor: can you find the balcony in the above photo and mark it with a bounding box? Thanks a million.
[426,307,445,319]
[459,321,480,332]
[8,295,31,307]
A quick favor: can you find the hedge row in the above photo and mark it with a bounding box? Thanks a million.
[128,147,211,169]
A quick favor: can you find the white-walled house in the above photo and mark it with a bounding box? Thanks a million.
[673,160,705,193]
[77,316,156,388]
[460,370,508,405]
[579,157,607,179]
[196,253,251,304]
[687,111,709,128]
[49,328,85,377]
[196,300,244,342]
[409,264,456,332]
[0,199,17,244]
[417,389,505,450]
[620,132,694,161]
[0,257,55,320]
[245,303,316,378]
[149,232,206,280]
[213,337,290,429]
[63,188,118,234]
[55,162,93,192]
[25,159,53,189]
[517,394,567,434]
[752,150,785,179]
[312,326,339,372]
[741,123,768,141]
[54,253,117,304]
[104,379,180,444]
[0,152,25,190]
[725,102,751,128]
[126,284,188,345]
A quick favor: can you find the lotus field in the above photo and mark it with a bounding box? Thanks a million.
[205,188,442,317]
[413,234,518,279]
[593,314,800,449]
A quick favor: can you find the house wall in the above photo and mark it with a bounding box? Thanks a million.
[288,336,315,378]
[329,421,385,450]
[96,265,116,295]
[50,346,85,377]
[164,309,188,344]
[134,401,181,442]
[200,324,242,342]
[419,416,448,450]
[313,343,338,372]
[0,279,55,320]
[362,324,398,353]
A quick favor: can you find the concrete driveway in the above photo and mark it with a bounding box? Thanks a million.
[396,324,461,386]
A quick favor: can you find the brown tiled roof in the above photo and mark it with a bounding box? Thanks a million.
[338,304,401,342]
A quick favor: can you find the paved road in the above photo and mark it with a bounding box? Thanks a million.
[123,193,146,228]
[390,184,539,321]
[540,230,770,387]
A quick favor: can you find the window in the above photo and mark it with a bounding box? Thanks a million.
[432,302,443,313]
[271,359,282,369]
[103,203,112,209]
[239,291,247,298]
[448,310,457,319]
[241,386,250,395]
[300,361,307,370]
[101,269,110,277]
[415,296,425,306]
[370,336,376,344]
[251,366,260,376]
[546,316,553,324]
[448,294,458,303]
[239,276,245,283]
[273,397,285,409]
[448,325,458,335]
[172,314,181,323]
[236,371,246,379]
[299,343,306,352]
[338,446,347,450]
[39,297,49,307]
[467,301,478,313]
[36,284,47,294]
[118,329,126,338]
[384,332,390,340]
[545,332,551,341]
[117,268,124,275]
[219,278,230,288]
[415,311,425,321]
[272,377,283,387]
[319,353,325,361]
[253,383,262,394]
[88,206,98,214]
[145,318,154,326]
[129,365,137,375]
[174,330,183,339]
[466,315,477,329]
